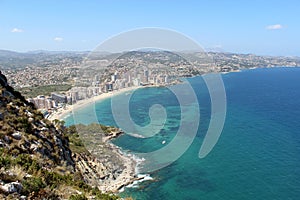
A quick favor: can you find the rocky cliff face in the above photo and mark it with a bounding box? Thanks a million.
[0,71,121,199]
[68,124,138,193]
[0,71,74,170]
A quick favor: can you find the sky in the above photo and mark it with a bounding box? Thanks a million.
[0,0,299,56]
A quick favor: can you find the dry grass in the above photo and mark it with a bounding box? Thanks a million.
[8,165,26,181]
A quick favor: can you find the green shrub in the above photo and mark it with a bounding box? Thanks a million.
[13,154,40,173]
[75,180,91,191]
[90,188,119,200]
[22,176,45,194]
[43,171,73,189]
[69,194,88,200]
[0,155,11,167]
[96,193,119,200]
[11,148,20,156]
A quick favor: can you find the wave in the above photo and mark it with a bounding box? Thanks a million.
[126,132,146,138]
[119,174,154,192]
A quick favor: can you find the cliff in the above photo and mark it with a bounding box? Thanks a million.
[0,71,124,199]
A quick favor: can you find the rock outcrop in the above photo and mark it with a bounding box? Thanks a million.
[0,72,129,199]
[0,71,74,169]
[71,125,138,193]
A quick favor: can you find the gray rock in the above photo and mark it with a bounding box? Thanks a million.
[28,117,34,122]
[40,120,46,127]
[30,143,38,152]
[26,110,33,117]
[3,135,11,143]
[41,127,48,131]
[12,132,22,140]
[0,140,5,147]
[0,182,22,193]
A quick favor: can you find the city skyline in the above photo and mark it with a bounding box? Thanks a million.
[0,0,300,56]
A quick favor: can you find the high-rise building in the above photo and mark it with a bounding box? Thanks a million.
[133,78,141,86]
[105,83,113,92]
[143,69,149,83]
[165,75,169,83]
[51,93,67,103]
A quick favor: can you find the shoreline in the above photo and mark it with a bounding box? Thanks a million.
[45,67,285,194]
[47,69,242,122]
[46,73,233,193]
[48,85,143,121]
[46,69,251,193]
[48,85,155,193]
[46,69,256,194]
[73,127,151,194]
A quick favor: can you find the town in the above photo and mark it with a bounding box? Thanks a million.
[1,50,300,117]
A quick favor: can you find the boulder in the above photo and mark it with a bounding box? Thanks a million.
[0,140,5,147]
[0,182,23,193]
[12,132,22,140]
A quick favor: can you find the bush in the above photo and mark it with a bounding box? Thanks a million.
[43,171,73,189]
[69,194,88,200]
[0,155,11,167]
[75,180,91,191]
[13,154,40,173]
[96,193,119,200]
[90,188,119,200]
[22,176,45,194]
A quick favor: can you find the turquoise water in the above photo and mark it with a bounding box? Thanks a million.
[65,67,300,200]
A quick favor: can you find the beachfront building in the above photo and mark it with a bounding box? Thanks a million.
[51,93,67,104]
[28,96,57,110]
[105,83,113,92]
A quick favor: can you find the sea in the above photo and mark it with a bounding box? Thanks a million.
[65,67,300,200]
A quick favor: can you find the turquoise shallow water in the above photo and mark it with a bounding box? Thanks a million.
[65,67,300,200]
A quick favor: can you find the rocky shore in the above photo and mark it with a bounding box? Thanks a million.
[72,126,141,193]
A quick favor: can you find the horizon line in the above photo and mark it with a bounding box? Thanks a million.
[0,48,299,58]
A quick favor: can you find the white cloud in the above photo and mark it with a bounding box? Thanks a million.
[266,24,283,30]
[54,37,63,42]
[11,28,24,33]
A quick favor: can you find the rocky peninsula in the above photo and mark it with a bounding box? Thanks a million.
[68,123,142,193]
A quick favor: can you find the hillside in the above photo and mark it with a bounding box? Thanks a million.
[0,71,125,199]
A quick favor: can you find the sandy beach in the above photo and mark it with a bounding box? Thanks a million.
[48,86,142,121]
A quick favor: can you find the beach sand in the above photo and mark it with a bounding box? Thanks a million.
[48,86,142,121]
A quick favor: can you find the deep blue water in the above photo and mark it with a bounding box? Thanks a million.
[65,67,300,200]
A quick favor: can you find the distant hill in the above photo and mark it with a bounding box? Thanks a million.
[0,50,88,70]
[1,49,300,71]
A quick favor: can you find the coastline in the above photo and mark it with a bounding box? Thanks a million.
[60,67,300,195]
[46,70,249,193]
[48,85,153,193]
[48,86,143,121]
[71,125,150,193]
[48,69,241,122]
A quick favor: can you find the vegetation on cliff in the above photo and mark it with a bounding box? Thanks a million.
[0,72,129,199]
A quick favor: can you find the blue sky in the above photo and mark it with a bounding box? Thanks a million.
[0,0,299,56]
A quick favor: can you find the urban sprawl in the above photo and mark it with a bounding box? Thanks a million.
[2,50,299,117]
